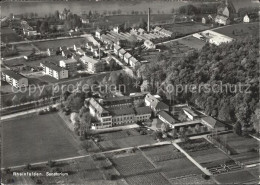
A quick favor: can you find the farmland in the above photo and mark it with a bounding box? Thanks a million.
[214,170,257,184]
[98,129,155,151]
[1,27,23,43]
[214,22,259,39]
[2,113,80,167]
[176,36,206,50]
[33,37,87,51]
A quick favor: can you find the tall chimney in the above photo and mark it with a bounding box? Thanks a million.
[147,8,150,32]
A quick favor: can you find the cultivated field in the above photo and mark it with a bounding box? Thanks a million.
[2,113,79,167]
[98,129,155,151]
[214,22,259,39]
[214,170,257,184]
[34,37,87,51]
[176,36,206,50]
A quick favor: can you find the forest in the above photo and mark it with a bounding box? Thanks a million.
[137,36,259,132]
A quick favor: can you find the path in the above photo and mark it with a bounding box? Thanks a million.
[173,143,212,176]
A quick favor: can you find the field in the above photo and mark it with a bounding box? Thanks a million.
[98,129,155,151]
[214,170,257,184]
[176,36,206,50]
[217,133,259,164]
[1,27,23,43]
[2,113,79,167]
[33,37,87,51]
[141,145,202,179]
[162,22,210,35]
[108,151,170,185]
[214,22,259,39]
[169,174,216,185]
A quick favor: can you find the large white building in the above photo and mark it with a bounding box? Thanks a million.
[201,30,233,46]
[80,55,104,73]
[1,70,28,89]
[59,58,77,75]
[41,62,68,80]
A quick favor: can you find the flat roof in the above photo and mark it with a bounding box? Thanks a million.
[42,62,65,72]
[110,108,135,116]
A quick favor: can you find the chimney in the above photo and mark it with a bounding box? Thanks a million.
[147,8,150,32]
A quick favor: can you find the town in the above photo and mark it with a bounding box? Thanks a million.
[1,0,259,184]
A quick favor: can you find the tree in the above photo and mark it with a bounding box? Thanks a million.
[40,21,49,34]
[71,113,80,126]
[54,10,60,19]
[195,124,201,133]
[233,122,242,136]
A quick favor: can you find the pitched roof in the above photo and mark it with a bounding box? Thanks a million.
[2,70,26,80]
[80,55,100,64]
[158,111,177,124]
[61,58,77,64]
[89,98,109,114]
[114,44,121,50]
[155,101,169,110]
[103,96,132,103]
[119,48,126,55]
[124,52,132,59]
[135,106,152,115]
[42,61,65,72]
[129,57,138,63]
[110,107,135,116]
[183,107,198,117]
[201,116,225,128]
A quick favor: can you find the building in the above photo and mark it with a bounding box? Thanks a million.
[1,70,28,88]
[46,48,55,56]
[61,49,73,59]
[80,55,104,73]
[89,98,112,129]
[201,30,233,46]
[118,48,127,59]
[59,58,77,74]
[123,52,132,64]
[130,92,147,106]
[215,15,230,25]
[111,108,135,126]
[41,62,68,80]
[201,116,226,132]
[183,107,199,120]
[102,96,133,108]
[144,40,156,49]
[158,111,177,128]
[129,57,140,69]
[202,17,210,24]
[86,42,94,49]
[95,28,104,39]
[243,13,258,23]
[135,106,152,122]
[114,44,121,56]
[145,93,169,114]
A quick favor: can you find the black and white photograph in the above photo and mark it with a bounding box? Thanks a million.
[0,0,259,184]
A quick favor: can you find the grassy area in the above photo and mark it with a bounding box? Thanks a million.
[2,113,79,167]
[162,22,210,35]
[34,37,87,51]
[214,170,257,184]
[176,36,206,50]
[1,27,23,43]
[214,22,259,39]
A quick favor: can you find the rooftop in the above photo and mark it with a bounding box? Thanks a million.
[158,111,177,124]
[60,58,77,64]
[202,116,225,128]
[135,106,152,115]
[110,107,135,116]
[42,61,65,72]
[183,107,198,117]
[2,70,26,80]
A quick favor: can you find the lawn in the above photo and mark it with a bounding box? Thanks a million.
[34,37,87,51]
[2,113,80,167]
[214,22,259,39]
[162,22,210,35]
[214,170,257,184]
[1,27,23,43]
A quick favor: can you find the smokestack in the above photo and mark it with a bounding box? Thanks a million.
[147,8,150,32]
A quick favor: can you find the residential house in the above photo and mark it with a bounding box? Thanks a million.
[86,42,94,49]
[183,107,199,120]
[114,44,121,56]
[1,70,28,89]
[41,62,68,80]
[76,48,85,56]
[201,116,226,132]
[94,49,104,58]
[129,57,140,69]
[215,15,230,25]
[158,111,177,128]
[202,17,210,24]
[90,45,99,53]
[243,13,258,23]
[123,52,132,64]
[46,48,55,56]
[59,58,77,75]
[118,48,126,59]
[80,55,104,73]
[95,28,105,39]
[145,93,169,114]
[62,49,73,59]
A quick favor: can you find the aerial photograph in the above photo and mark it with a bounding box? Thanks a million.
[0,0,259,184]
